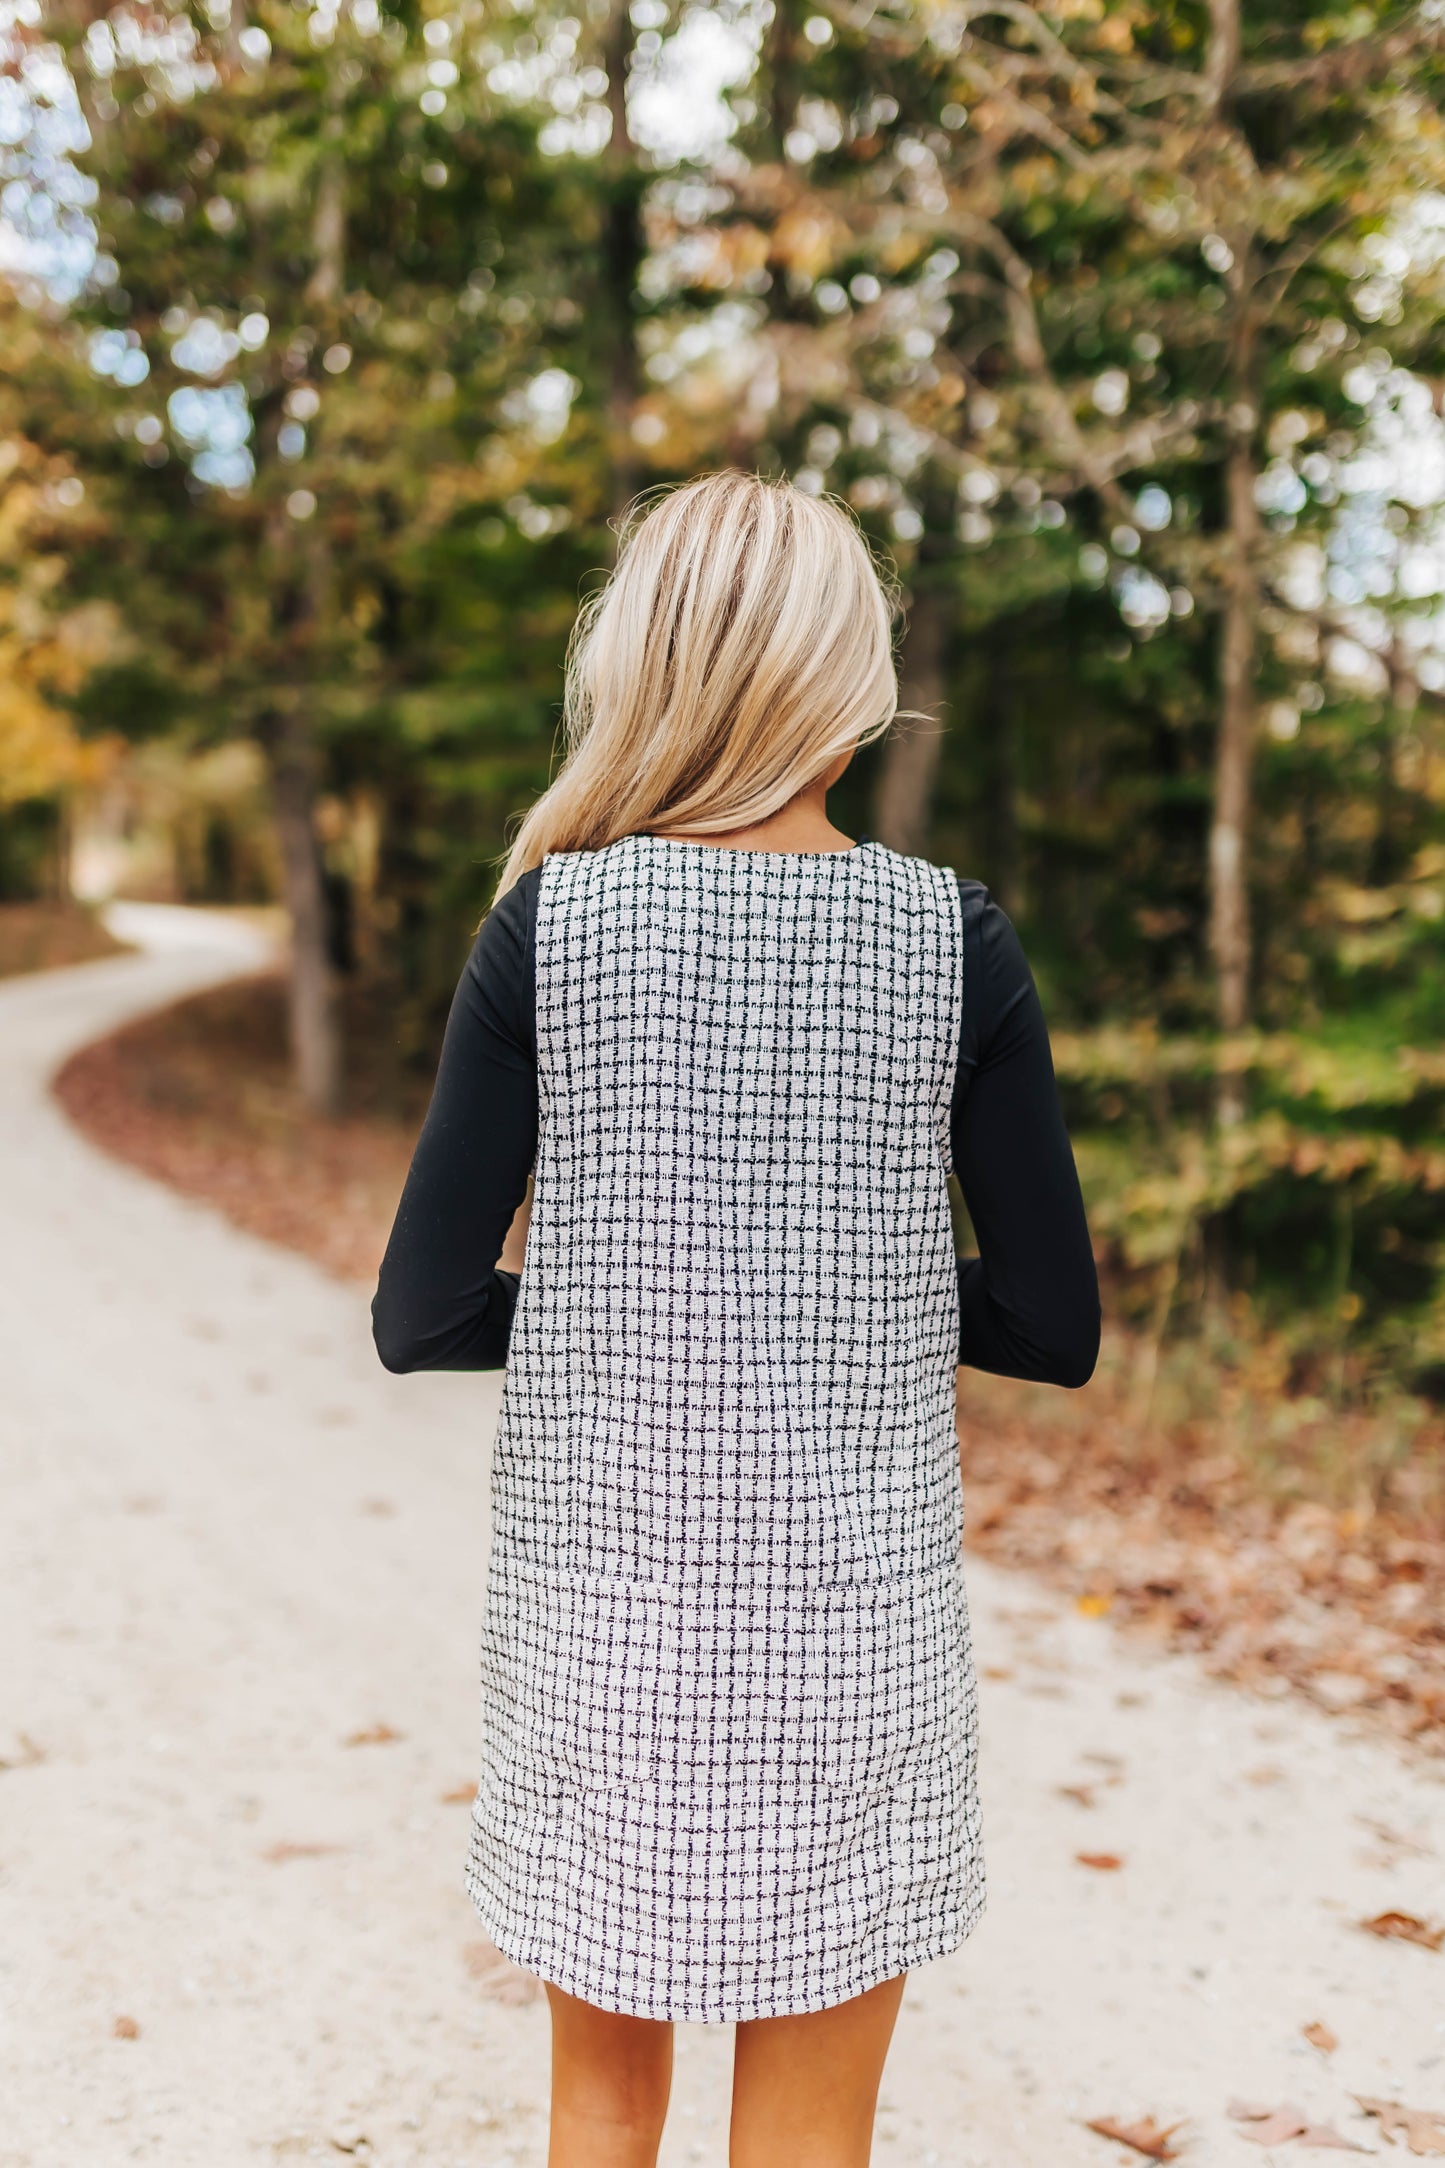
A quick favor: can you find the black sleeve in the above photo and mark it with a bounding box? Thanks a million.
[951,880,1101,1387]
[370,868,541,1374]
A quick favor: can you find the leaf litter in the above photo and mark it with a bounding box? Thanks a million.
[0,1732,46,1772]
[955,1370,1445,1756]
[1084,2112,1187,2159]
[1227,2100,1366,2151]
[1359,1911,1444,1952]
[1353,2098,1445,2156]
[60,987,1445,1751]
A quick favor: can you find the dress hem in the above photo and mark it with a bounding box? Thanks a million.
[461,1865,988,2025]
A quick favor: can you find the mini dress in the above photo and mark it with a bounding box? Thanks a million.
[372,832,1099,2022]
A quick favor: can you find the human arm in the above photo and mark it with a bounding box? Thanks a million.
[370,869,541,1373]
[951,882,1101,1387]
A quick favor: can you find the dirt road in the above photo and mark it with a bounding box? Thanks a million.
[3,911,1442,2166]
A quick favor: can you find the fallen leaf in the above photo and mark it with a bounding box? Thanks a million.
[1359,1910,1445,1951]
[262,1840,345,1864]
[343,1723,402,1749]
[1231,2103,1312,2145]
[1059,1783,1098,1808]
[1076,1851,1124,1871]
[440,1784,475,1805]
[464,1938,543,2007]
[1076,1592,1114,1617]
[1357,1816,1435,1860]
[1303,2021,1338,2054]
[1083,2113,1185,2159]
[113,2014,140,2040]
[1228,2100,1367,2151]
[0,1732,46,1772]
[1354,2096,1445,2156]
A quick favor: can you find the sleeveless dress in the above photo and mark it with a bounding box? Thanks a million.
[462,832,985,2022]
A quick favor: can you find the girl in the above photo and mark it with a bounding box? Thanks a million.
[372,470,1099,2168]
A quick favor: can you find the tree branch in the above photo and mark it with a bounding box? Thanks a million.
[1205,0,1240,115]
[1235,22,1445,96]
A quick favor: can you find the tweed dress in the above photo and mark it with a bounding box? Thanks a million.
[462,832,984,2022]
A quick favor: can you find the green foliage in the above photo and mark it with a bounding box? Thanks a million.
[4,0,1445,1404]
[0,798,63,901]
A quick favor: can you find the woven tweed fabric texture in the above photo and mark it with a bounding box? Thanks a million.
[464,833,985,2021]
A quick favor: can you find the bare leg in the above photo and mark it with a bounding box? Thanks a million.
[729,1972,907,2168]
[544,1980,674,2168]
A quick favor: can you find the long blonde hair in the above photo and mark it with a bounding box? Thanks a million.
[490,469,901,901]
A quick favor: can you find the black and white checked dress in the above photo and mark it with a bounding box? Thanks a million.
[462,832,985,2021]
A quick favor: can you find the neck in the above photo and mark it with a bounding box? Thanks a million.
[653,781,855,855]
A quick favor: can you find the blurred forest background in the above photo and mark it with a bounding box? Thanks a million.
[4,0,1445,1671]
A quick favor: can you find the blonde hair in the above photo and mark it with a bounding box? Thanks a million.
[490,469,901,900]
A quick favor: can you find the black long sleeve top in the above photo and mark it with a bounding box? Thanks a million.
[372,856,1101,1389]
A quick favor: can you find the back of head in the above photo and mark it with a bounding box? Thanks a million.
[493,470,899,895]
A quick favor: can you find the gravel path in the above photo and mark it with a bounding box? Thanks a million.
[3,910,1443,2168]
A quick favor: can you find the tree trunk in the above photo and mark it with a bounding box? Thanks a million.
[1369,644,1417,886]
[251,52,348,1117]
[1208,429,1258,1122]
[271,711,341,1118]
[766,0,801,153]
[874,479,957,857]
[257,483,344,1115]
[265,52,346,1117]
[53,796,71,903]
[1205,0,1257,1128]
[977,623,1022,917]
[306,48,346,308]
[1204,316,1256,1127]
[602,0,643,523]
[873,578,950,857]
